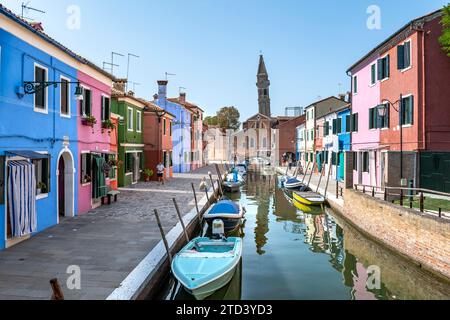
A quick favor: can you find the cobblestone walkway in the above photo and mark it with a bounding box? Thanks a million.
[0,166,220,300]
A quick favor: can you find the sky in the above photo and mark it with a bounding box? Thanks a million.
[1,0,447,120]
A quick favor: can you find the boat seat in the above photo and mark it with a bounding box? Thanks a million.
[196,242,235,247]
[180,251,235,258]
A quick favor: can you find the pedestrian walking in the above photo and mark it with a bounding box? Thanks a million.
[156,162,165,185]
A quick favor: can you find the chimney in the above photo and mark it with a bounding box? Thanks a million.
[113,79,127,93]
[157,80,168,105]
[30,22,44,32]
[127,91,135,97]
[338,93,346,101]
[153,94,159,101]
[179,92,186,104]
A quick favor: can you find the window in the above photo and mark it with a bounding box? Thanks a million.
[80,88,92,116]
[377,55,390,80]
[369,107,378,130]
[34,64,47,112]
[351,113,359,132]
[353,76,358,94]
[370,63,376,85]
[401,95,414,126]
[324,121,330,136]
[136,111,142,132]
[60,77,70,117]
[332,119,337,135]
[107,154,116,180]
[0,156,4,205]
[336,118,342,134]
[363,152,370,173]
[379,103,390,128]
[311,129,314,140]
[397,40,411,70]
[170,122,172,136]
[331,152,337,165]
[127,108,134,131]
[163,119,167,135]
[169,151,173,167]
[80,153,92,184]
[33,157,50,194]
[101,96,110,122]
[345,115,351,133]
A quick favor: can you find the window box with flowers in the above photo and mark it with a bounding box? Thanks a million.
[102,119,116,134]
[81,115,97,128]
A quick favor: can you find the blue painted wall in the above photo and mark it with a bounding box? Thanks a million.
[154,83,191,173]
[0,29,79,249]
[337,108,351,181]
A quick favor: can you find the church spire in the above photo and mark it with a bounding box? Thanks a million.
[257,55,271,117]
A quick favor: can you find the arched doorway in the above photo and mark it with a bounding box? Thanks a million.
[57,150,75,219]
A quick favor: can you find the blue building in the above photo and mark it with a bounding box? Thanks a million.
[153,80,191,173]
[335,106,352,182]
[0,21,80,249]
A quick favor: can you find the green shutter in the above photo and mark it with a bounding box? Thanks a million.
[409,96,414,125]
[369,108,374,129]
[346,115,351,133]
[397,45,405,70]
[386,55,390,78]
[0,156,4,205]
[377,59,383,80]
[404,42,411,68]
[43,158,50,193]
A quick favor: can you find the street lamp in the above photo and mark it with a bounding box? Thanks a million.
[377,94,405,186]
[23,80,84,101]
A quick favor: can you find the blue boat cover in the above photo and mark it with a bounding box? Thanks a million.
[209,200,240,214]
[286,178,301,184]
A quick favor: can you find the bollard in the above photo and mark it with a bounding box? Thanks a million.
[50,279,65,300]
[173,198,190,243]
[384,188,387,201]
[400,189,404,206]
[336,180,339,199]
[439,208,442,218]
[372,187,375,198]
[420,192,424,212]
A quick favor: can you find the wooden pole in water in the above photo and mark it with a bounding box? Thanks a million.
[301,162,310,183]
[209,173,217,197]
[154,209,172,265]
[295,161,301,178]
[50,278,65,300]
[191,183,200,216]
[307,162,316,188]
[316,164,325,193]
[215,164,223,185]
[324,163,332,198]
[173,198,190,243]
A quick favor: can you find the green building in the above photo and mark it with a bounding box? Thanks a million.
[111,92,146,187]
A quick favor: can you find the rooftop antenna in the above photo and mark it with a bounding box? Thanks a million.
[21,2,45,20]
[110,52,125,76]
[338,83,342,95]
[126,53,140,91]
[103,61,118,73]
[129,82,141,93]
[165,72,176,81]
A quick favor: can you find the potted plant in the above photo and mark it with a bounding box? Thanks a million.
[102,119,116,133]
[108,159,119,167]
[143,168,154,182]
[81,115,97,128]
[37,182,46,195]
[83,175,92,184]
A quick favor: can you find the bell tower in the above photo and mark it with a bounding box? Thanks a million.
[257,55,271,117]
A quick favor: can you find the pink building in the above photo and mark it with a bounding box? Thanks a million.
[77,70,115,214]
[349,55,382,189]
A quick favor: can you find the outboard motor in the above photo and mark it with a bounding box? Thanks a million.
[212,219,226,240]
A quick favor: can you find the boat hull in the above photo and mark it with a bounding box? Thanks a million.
[204,217,241,232]
[293,198,324,214]
[184,264,239,300]
[222,182,241,193]
[293,191,325,206]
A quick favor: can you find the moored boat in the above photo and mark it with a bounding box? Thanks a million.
[203,200,244,231]
[293,198,324,214]
[222,181,241,193]
[284,177,304,189]
[171,236,243,300]
[293,190,325,206]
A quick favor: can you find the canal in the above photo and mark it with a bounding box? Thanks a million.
[157,170,450,300]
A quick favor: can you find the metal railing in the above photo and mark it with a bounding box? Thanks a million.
[354,184,449,219]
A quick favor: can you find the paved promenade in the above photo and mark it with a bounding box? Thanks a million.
[0,166,220,300]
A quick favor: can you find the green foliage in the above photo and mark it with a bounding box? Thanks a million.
[204,116,218,126]
[216,106,241,131]
[439,4,450,57]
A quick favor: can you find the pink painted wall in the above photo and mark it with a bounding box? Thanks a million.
[350,56,382,188]
[77,71,112,214]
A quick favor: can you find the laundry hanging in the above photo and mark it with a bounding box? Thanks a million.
[7,161,37,237]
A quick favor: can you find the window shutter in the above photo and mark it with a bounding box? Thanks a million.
[410,96,414,125]
[346,115,351,133]
[332,119,337,134]
[377,59,383,80]
[369,108,374,129]
[397,45,405,70]
[404,41,411,68]
[0,156,4,204]
[338,118,342,134]
[386,55,390,78]
[386,104,390,128]
[400,98,404,126]
[44,158,51,193]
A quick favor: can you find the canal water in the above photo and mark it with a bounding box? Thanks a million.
[157,170,450,300]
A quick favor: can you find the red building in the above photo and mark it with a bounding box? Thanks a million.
[377,9,450,191]
[273,115,306,166]
[143,103,175,181]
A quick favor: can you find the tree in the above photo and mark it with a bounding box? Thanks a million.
[439,4,450,57]
[204,116,218,126]
[216,106,241,130]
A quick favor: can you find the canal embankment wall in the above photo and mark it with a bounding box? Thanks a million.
[276,166,450,283]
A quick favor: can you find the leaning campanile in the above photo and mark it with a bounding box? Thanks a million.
[256,54,271,117]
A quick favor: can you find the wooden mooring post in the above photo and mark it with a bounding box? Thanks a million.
[209,173,217,198]
[154,209,172,265]
[302,162,311,184]
[173,198,190,243]
[191,183,200,217]
[50,278,65,300]
[324,163,332,198]
[307,162,316,188]
[316,165,325,193]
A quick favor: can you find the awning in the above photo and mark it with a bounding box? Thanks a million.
[6,150,50,160]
